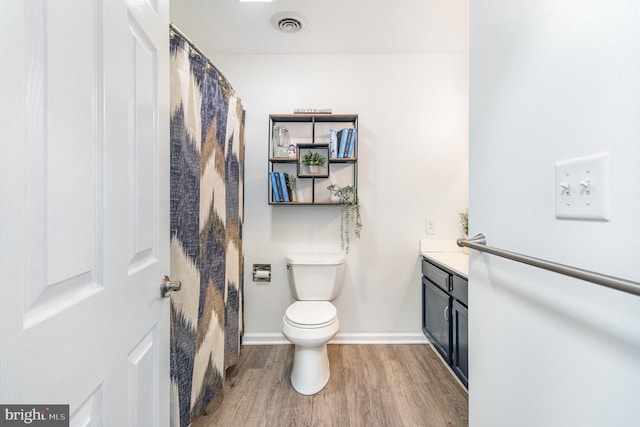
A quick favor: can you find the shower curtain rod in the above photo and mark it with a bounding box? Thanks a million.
[457,233,640,297]
[169,22,234,93]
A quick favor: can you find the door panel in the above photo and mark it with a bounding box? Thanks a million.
[128,9,162,274]
[24,0,103,329]
[1,0,170,424]
[128,326,160,427]
[72,387,102,426]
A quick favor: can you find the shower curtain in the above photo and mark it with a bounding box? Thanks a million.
[169,28,245,427]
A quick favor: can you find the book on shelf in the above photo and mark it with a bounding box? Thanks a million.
[274,172,286,202]
[269,172,281,202]
[329,129,338,158]
[346,128,357,158]
[277,172,289,202]
[342,129,353,159]
[337,128,349,158]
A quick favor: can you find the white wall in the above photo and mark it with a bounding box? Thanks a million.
[469,1,640,426]
[212,53,468,342]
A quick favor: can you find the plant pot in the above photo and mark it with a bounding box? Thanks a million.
[309,165,319,174]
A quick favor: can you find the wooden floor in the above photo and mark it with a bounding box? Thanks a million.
[192,344,468,427]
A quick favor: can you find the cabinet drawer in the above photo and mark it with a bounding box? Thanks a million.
[422,259,450,292]
[452,275,468,306]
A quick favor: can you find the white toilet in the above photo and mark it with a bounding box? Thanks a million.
[282,254,345,395]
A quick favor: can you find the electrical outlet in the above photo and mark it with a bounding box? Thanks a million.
[425,219,436,235]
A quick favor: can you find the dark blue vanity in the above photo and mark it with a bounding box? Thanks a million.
[421,254,469,387]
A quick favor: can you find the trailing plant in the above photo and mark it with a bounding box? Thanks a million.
[300,151,327,167]
[339,185,362,253]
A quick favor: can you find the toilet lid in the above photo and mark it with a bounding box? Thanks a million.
[285,301,337,329]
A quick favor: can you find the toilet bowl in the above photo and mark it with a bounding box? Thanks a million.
[282,301,339,395]
[282,254,345,395]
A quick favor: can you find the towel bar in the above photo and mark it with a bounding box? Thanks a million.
[457,234,640,297]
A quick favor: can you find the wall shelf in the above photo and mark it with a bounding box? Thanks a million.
[268,114,358,205]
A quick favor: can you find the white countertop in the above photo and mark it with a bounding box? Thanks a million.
[419,239,469,277]
[421,251,469,278]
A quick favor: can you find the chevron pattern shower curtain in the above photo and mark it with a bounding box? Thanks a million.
[169,29,245,427]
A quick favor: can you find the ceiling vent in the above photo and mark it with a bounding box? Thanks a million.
[271,12,306,33]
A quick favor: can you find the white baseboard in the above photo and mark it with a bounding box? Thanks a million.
[330,332,429,344]
[242,333,289,345]
[243,332,429,346]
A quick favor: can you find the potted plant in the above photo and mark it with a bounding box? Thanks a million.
[300,151,327,174]
[286,174,298,202]
[459,209,468,254]
[339,185,362,253]
[327,184,341,203]
[459,209,468,237]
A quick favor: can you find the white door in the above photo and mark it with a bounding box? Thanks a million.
[0,0,170,425]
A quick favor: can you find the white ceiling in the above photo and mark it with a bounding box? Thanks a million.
[170,0,468,56]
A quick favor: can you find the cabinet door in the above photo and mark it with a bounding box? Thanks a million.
[452,300,469,386]
[422,277,451,363]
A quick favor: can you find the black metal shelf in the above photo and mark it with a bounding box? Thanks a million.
[268,114,358,205]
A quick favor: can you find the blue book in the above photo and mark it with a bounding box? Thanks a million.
[277,172,289,202]
[269,172,281,202]
[274,172,285,203]
[346,128,357,158]
[343,129,353,158]
[337,129,349,158]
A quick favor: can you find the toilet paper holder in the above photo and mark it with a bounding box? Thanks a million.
[252,264,271,282]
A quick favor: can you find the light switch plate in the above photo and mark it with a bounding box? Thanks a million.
[555,152,610,221]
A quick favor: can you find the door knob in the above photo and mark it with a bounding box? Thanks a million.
[162,275,182,298]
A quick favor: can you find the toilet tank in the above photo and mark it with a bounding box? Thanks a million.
[286,254,346,301]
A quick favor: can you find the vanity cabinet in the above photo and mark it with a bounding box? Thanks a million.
[268,114,358,205]
[421,256,469,387]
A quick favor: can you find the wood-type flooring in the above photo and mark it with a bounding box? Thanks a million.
[192,344,468,427]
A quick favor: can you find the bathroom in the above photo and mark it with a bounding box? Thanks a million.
[161,0,640,424]
[200,20,470,344]
[2,1,639,426]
